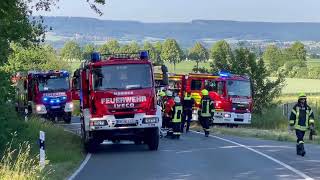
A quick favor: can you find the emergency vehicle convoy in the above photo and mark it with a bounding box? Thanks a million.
[15,70,73,123]
[155,71,253,125]
[74,51,168,152]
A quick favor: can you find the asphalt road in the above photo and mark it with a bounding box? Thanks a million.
[61,117,320,180]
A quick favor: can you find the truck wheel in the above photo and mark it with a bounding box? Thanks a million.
[81,126,97,153]
[146,128,159,151]
[64,113,72,124]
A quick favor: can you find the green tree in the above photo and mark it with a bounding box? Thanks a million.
[99,39,120,54]
[161,39,183,70]
[60,41,82,62]
[263,45,284,72]
[284,42,307,67]
[82,44,95,60]
[212,47,284,113]
[154,42,163,63]
[143,41,162,64]
[210,40,234,72]
[188,42,209,72]
[3,44,70,73]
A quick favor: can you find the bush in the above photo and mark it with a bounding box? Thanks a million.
[251,107,288,130]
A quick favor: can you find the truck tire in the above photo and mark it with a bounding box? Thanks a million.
[146,128,159,151]
[81,126,97,153]
[64,113,72,124]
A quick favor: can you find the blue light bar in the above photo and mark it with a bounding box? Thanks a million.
[43,97,48,101]
[91,52,101,62]
[50,100,54,104]
[140,51,149,59]
[219,70,230,77]
[62,96,67,100]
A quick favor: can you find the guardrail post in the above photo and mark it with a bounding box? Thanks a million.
[39,131,45,169]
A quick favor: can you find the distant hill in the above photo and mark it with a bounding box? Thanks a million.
[42,16,320,48]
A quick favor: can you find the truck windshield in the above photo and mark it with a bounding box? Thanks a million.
[227,80,251,97]
[92,64,152,90]
[38,77,70,92]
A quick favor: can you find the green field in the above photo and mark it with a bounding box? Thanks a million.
[164,61,211,74]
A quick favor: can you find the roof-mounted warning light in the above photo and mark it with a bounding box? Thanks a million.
[219,70,231,77]
[140,51,149,60]
[91,52,101,62]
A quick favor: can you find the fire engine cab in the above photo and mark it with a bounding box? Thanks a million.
[77,51,167,152]
[15,70,73,123]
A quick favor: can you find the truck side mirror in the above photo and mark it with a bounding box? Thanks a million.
[161,65,168,86]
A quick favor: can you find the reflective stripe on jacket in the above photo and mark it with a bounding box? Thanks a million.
[289,104,315,131]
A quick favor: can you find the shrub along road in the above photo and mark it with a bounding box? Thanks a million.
[62,117,320,180]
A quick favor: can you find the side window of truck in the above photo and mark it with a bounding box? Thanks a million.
[217,81,224,95]
[205,80,217,92]
[191,80,202,90]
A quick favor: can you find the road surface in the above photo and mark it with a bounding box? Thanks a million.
[60,117,320,180]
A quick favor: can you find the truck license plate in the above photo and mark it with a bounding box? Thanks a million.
[116,119,136,124]
[51,106,60,109]
[237,114,244,119]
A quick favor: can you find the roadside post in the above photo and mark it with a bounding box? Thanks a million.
[39,131,45,169]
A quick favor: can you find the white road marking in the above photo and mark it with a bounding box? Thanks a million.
[191,130,314,180]
[68,153,92,180]
[63,123,92,180]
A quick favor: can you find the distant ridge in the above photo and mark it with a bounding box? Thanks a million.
[42,16,320,48]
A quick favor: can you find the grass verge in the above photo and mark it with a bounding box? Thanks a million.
[0,104,84,180]
[191,107,320,145]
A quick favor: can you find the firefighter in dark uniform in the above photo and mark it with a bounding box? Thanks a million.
[199,89,214,137]
[181,90,195,133]
[172,96,183,139]
[289,92,315,156]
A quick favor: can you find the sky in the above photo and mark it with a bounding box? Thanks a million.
[35,0,320,22]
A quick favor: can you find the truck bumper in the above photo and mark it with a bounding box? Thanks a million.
[213,112,251,124]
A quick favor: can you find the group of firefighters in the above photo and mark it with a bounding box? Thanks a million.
[157,89,316,156]
[157,88,214,139]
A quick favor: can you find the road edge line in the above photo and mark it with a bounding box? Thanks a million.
[62,123,92,180]
[190,130,314,180]
[68,153,92,180]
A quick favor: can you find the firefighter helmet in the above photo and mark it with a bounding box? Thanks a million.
[298,92,307,99]
[174,96,181,103]
[158,91,166,97]
[201,89,209,96]
[166,90,173,97]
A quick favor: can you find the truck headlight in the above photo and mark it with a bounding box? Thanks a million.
[36,104,46,113]
[143,117,159,124]
[64,102,74,112]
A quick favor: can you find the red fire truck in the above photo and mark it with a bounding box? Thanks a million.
[15,70,73,123]
[159,71,253,125]
[76,51,167,152]
[183,72,253,125]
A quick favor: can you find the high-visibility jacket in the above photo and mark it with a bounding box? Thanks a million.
[183,95,195,110]
[289,103,315,131]
[199,96,214,118]
[172,103,183,123]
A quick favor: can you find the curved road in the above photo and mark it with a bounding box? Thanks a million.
[61,117,320,180]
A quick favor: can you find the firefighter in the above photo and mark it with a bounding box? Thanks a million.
[164,90,175,137]
[181,90,195,133]
[172,96,183,139]
[289,92,315,156]
[199,89,214,137]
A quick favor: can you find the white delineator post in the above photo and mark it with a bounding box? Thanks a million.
[39,131,45,169]
[24,108,28,122]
